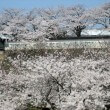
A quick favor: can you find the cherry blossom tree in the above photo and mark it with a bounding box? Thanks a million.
[34,8,68,39]
[0,9,27,41]
[0,3,110,41]
[88,3,110,29]
[0,9,48,41]
[101,3,110,28]
[61,5,88,37]
[0,49,110,110]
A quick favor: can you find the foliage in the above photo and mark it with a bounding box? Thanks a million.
[0,49,109,110]
[0,3,110,40]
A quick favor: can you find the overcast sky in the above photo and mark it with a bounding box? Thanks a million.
[0,0,110,10]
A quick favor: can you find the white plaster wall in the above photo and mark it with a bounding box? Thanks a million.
[5,39,110,50]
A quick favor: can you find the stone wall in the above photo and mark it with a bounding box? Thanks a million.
[5,39,110,50]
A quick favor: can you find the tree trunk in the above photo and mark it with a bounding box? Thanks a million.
[74,26,85,38]
[75,30,81,37]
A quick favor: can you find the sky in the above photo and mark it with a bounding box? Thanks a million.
[0,0,110,10]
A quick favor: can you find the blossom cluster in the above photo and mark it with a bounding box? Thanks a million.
[0,50,110,110]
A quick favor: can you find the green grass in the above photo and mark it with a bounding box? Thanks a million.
[0,51,5,61]
[17,103,50,110]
